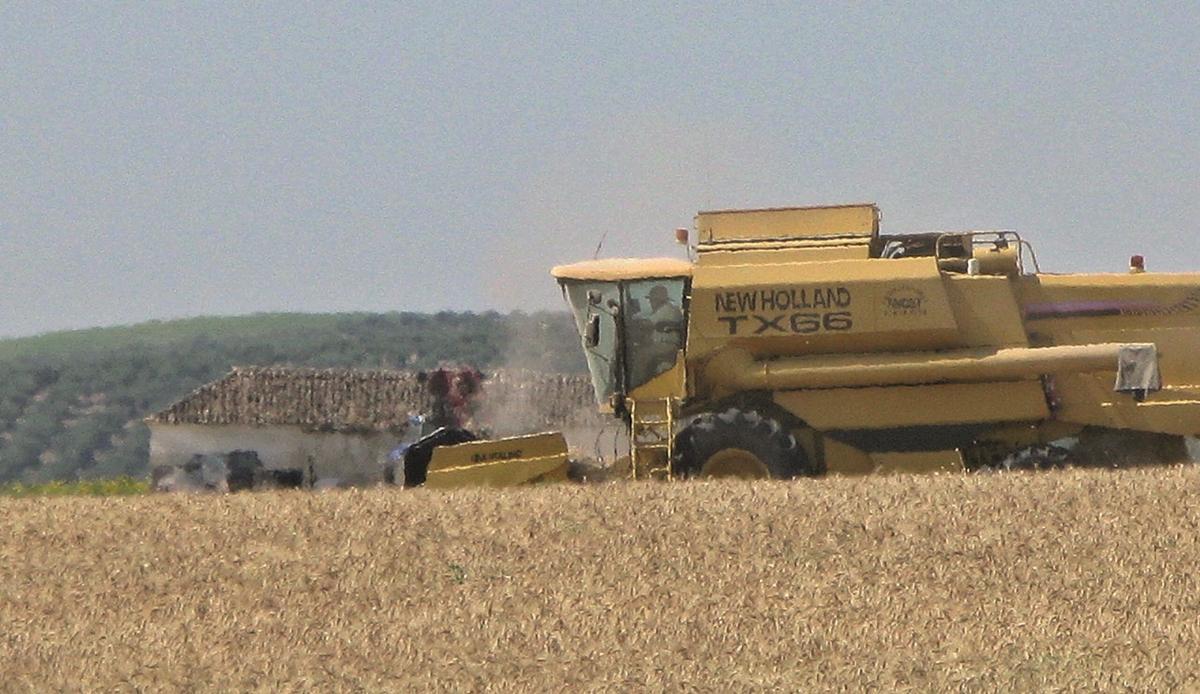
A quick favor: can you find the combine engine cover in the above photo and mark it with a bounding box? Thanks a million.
[688,256,962,361]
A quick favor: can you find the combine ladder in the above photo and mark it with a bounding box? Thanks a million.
[628,397,678,480]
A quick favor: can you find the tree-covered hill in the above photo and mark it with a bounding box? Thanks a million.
[0,311,585,484]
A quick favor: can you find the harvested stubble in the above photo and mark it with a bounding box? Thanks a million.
[4,468,1200,691]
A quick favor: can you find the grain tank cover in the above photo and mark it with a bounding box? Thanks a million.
[696,204,880,245]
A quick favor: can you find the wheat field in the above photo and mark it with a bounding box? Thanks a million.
[4,467,1200,691]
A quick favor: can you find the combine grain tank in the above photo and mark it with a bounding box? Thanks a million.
[552,204,1200,477]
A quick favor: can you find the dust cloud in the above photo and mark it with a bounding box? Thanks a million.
[472,315,625,465]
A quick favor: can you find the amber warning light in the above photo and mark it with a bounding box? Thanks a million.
[675,228,690,245]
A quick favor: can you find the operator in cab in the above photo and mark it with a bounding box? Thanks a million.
[627,284,684,386]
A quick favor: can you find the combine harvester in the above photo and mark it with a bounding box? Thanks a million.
[552,204,1200,478]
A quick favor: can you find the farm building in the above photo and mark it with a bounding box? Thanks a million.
[146,366,606,487]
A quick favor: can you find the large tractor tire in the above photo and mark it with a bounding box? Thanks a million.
[673,407,813,480]
[1070,428,1190,469]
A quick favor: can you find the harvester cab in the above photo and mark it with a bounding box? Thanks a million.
[552,258,693,413]
[554,203,1200,481]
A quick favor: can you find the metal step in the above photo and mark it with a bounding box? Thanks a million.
[628,396,678,481]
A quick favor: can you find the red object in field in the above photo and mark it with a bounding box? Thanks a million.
[423,366,485,428]
[426,368,453,398]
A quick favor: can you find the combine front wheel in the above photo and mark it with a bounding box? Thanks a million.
[673,408,813,480]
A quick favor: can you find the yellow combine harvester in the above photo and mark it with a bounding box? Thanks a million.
[553,204,1200,478]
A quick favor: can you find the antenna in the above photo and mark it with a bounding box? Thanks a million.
[592,229,610,259]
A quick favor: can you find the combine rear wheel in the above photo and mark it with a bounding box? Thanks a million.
[1071,428,1189,468]
[985,444,1071,472]
[673,408,813,480]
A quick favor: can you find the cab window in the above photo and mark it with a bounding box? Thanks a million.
[622,278,686,391]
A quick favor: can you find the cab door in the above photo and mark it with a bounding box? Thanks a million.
[561,280,624,407]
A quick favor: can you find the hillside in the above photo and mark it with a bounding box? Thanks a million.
[0,312,585,484]
[4,467,1200,690]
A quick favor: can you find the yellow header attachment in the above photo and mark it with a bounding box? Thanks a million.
[424,432,570,489]
[694,203,881,265]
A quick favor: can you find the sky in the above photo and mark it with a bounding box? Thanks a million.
[1,2,1198,337]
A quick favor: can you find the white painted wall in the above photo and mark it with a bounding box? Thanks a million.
[148,423,401,486]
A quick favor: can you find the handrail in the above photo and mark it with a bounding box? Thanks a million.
[934,230,1039,275]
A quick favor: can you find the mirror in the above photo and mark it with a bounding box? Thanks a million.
[584,314,601,348]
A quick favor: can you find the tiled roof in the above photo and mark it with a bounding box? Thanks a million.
[147,367,600,434]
